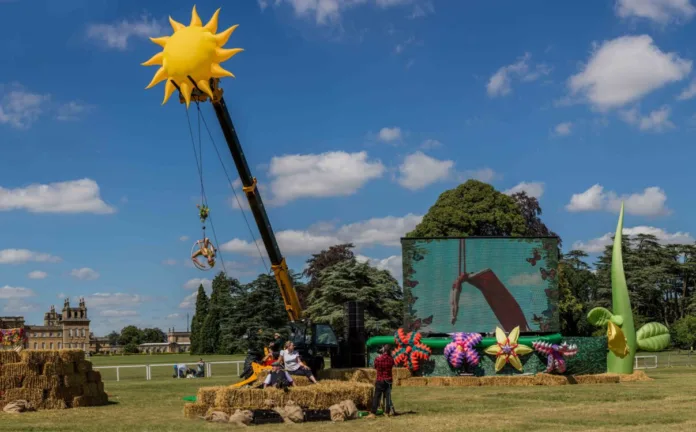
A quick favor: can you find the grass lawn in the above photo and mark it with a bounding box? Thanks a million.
[1,366,696,431]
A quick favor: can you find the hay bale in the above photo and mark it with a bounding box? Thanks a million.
[571,374,620,385]
[317,368,359,381]
[329,404,345,422]
[2,388,43,407]
[0,351,20,364]
[213,381,373,411]
[229,409,253,426]
[533,374,568,386]
[0,376,21,390]
[58,350,85,364]
[23,375,60,390]
[40,399,67,410]
[184,403,209,419]
[1,362,39,377]
[400,377,428,387]
[20,350,60,366]
[72,396,94,408]
[43,361,75,376]
[86,370,101,383]
[447,376,481,387]
[426,377,450,387]
[64,374,86,389]
[616,370,653,382]
[76,360,92,374]
[82,383,100,397]
[197,386,223,407]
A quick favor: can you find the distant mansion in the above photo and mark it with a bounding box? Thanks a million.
[0,299,190,354]
[0,298,90,351]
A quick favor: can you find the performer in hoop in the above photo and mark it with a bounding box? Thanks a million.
[192,237,216,269]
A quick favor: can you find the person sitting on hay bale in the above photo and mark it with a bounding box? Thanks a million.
[367,344,396,419]
[280,341,317,384]
[263,361,294,391]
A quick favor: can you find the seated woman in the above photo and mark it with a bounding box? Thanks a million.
[191,237,216,268]
[279,341,317,384]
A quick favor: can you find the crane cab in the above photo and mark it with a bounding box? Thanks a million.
[289,322,340,376]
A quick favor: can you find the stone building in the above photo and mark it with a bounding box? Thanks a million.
[138,328,191,353]
[22,298,91,351]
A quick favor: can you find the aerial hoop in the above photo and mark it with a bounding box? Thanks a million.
[191,239,216,271]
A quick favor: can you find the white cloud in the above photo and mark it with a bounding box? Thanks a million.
[162,259,178,266]
[57,293,66,299]
[0,83,50,129]
[615,0,696,24]
[504,182,545,199]
[270,0,416,24]
[461,168,498,183]
[179,236,189,242]
[573,226,694,253]
[183,278,212,290]
[397,152,454,190]
[566,184,670,216]
[409,2,434,19]
[70,268,100,281]
[267,151,384,205]
[378,127,402,142]
[100,310,138,317]
[86,14,163,50]
[507,272,543,287]
[677,79,696,100]
[27,270,47,280]
[0,285,36,299]
[356,254,402,280]
[568,35,691,110]
[56,101,92,121]
[84,293,149,308]
[487,53,551,97]
[222,213,422,257]
[395,38,415,55]
[2,299,38,313]
[420,139,442,149]
[620,106,675,131]
[554,122,573,136]
[0,178,115,214]
[179,292,198,309]
[0,249,61,265]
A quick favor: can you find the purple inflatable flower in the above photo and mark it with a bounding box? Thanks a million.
[532,341,578,374]
[444,332,482,369]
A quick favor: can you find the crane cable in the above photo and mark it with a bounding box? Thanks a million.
[184,104,227,275]
[197,103,270,275]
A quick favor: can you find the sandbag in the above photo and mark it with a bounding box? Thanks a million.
[329,404,346,422]
[204,410,230,423]
[3,400,35,414]
[284,401,304,423]
[229,409,253,426]
[339,400,358,419]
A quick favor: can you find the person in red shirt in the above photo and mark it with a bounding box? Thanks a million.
[367,344,395,418]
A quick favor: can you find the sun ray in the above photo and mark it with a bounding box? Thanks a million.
[180,81,193,108]
[162,80,177,105]
[150,36,169,48]
[210,63,234,78]
[145,67,168,89]
[214,25,238,47]
[141,52,163,66]
[190,5,203,27]
[169,16,185,32]
[197,79,214,99]
[204,8,221,33]
[216,48,244,63]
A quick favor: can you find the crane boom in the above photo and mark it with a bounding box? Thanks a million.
[182,78,302,322]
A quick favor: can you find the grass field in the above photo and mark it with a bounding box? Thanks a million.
[1,356,696,431]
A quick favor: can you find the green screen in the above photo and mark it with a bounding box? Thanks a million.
[402,237,559,334]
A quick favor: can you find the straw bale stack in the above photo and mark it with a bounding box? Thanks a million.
[395,373,623,387]
[184,380,374,419]
[0,349,108,410]
[317,367,411,384]
[254,370,313,387]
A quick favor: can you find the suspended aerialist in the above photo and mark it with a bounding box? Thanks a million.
[192,237,216,269]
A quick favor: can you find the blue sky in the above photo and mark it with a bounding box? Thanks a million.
[2,0,696,336]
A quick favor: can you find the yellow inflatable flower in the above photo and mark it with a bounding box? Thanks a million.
[607,321,629,358]
[485,326,533,372]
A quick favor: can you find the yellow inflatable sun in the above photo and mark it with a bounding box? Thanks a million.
[142,5,243,107]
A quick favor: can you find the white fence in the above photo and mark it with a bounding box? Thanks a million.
[93,361,245,382]
[634,355,658,369]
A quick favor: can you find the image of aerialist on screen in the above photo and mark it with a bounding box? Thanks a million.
[449,239,531,332]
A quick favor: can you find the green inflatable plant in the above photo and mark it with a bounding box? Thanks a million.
[587,203,671,373]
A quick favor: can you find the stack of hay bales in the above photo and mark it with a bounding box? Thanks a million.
[318,367,412,384]
[254,370,313,387]
[184,380,373,419]
[0,350,108,410]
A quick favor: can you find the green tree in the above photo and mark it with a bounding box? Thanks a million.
[190,284,210,354]
[118,325,143,346]
[557,250,596,336]
[305,257,404,338]
[302,243,356,307]
[407,180,549,238]
[141,328,166,343]
[671,315,696,349]
[123,342,140,354]
[200,271,237,354]
[106,331,120,346]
